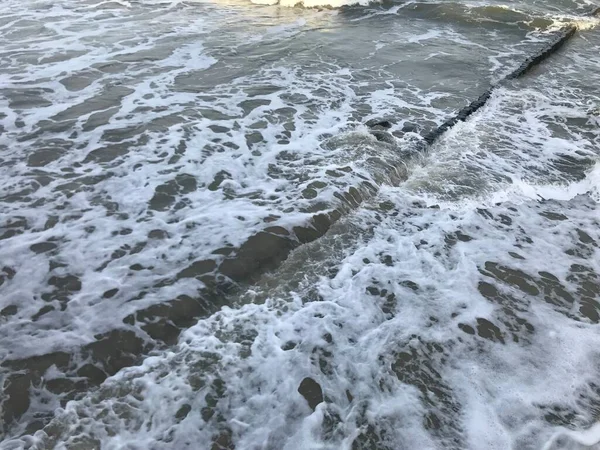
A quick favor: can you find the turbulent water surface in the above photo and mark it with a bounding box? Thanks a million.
[1,0,600,448]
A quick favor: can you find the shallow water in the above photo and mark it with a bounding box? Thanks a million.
[1,0,600,448]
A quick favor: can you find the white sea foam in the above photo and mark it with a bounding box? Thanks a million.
[10,168,599,449]
[543,422,600,449]
[1,0,600,447]
[0,0,538,364]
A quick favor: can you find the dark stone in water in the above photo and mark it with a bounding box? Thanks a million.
[365,119,392,129]
[76,364,107,385]
[2,266,16,279]
[2,373,31,427]
[32,304,55,321]
[298,377,323,411]
[369,130,395,145]
[45,377,77,395]
[482,262,540,296]
[476,318,505,343]
[1,304,17,316]
[148,229,168,240]
[84,329,147,375]
[576,229,595,245]
[580,300,600,323]
[293,213,333,244]
[102,288,119,299]
[208,125,230,134]
[219,231,296,283]
[346,389,354,403]
[1,351,72,428]
[264,226,290,236]
[175,404,192,422]
[177,259,217,279]
[27,148,66,167]
[128,294,215,345]
[212,429,234,450]
[458,323,475,335]
[208,170,232,191]
[401,122,419,133]
[83,143,128,163]
[400,280,419,291]
[149,191,175,211]
[281,341,297,351]
[42,274,82,306]
[3,352,71,374]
